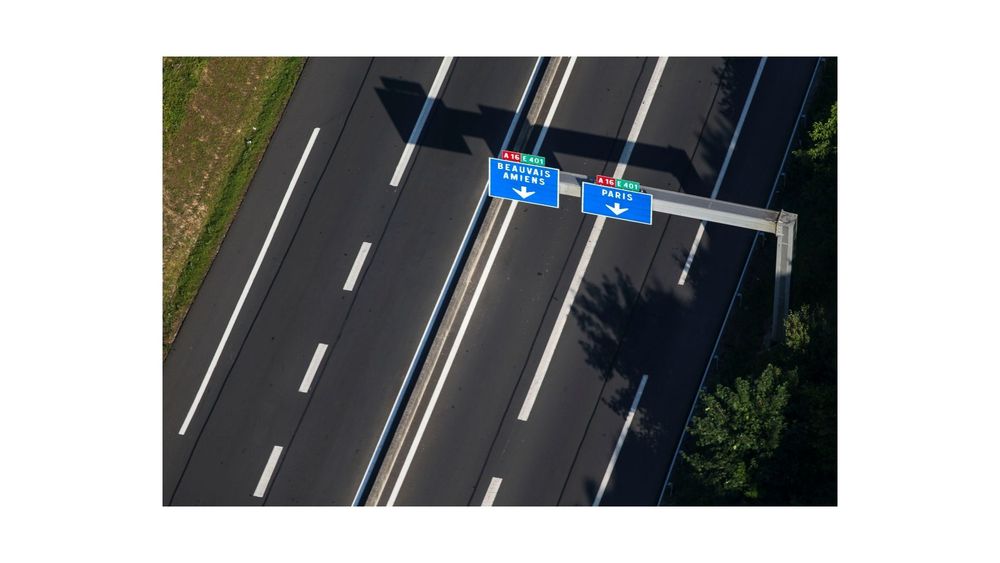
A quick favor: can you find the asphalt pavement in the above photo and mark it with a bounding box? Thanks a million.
[163,56,818,506]
[380,57,818,505]
[164,57,538,505]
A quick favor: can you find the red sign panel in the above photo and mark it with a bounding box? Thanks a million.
[501,150,522,162]
[596,175,616,187]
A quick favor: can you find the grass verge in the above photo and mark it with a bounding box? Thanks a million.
[162,57,207,141]
[163,57,305,356]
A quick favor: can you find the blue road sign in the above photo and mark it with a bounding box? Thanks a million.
[581,181,653,225]
[488,157,560,208]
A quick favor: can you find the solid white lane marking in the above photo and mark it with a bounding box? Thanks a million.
[678,57,767,286]
[343,241,372,291]
[388,199,518,506]
[593,374,648,506]
[389,57,454,187]
[354,58,545,507]
[481,477,503,506]
[298,343,329,393]
[518,214,606,422]
[532,57,577,152]
[386,58,578,506]
[517,57,667,422]
[179,128,320,436]
[253,445,284,498]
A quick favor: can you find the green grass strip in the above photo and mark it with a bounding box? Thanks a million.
[163,57,305,355]
[162,57,207,142]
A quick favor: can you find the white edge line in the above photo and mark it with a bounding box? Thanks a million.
[594,374,648,506]
[253,445,284,498]
[530,56,576,155]
[482,477,503,506]
[389,57,454,187]
[677,57,767,286]
[516,214,605,421]
[517,56,667,422]
[343,242,372,291]
[387,200,518,506]
[353,57,544,507]
[658,57,824,505]
[179,127,320,436]
[298,342,329,394]
[613,58,668,178]
[385,58,574,506]
[709,57,768,200]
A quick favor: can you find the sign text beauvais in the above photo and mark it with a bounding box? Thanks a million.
[488,151,560,208]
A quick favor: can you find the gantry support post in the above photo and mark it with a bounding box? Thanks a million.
[771,210,797,343]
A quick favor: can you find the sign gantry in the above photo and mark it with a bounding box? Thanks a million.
[486,157,798,341]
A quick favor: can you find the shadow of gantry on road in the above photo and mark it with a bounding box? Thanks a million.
[374,57,757,197]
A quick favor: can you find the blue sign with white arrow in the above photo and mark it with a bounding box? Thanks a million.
[581,181,653,225]
[488,157,560,208]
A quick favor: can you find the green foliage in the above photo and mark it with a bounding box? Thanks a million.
[162,57,207,141]
[805,102,837,164]
[682,365,790,500]
[668,60,837,505]
[784,305,813,354]
[788,61,838,316]
[792,305,833,368]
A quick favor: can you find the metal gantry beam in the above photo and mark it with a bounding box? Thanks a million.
[558,171,797,341]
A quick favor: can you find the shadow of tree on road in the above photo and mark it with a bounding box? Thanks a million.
[565,213,748,504]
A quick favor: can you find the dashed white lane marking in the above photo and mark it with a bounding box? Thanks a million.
[385,57,578,506]
[343,241,372,291]
[678,57,767,286]
[252,445,284,498]
[517,57,668,422]
[355,58,545,507]
[298,343,328,393]
[179,128,320,436]
[593,374,648,506]
[659,58,825,506]
[389,57,454,187]
[481,477,503,506]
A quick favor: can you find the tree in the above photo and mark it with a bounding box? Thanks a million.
[682,365,790,500]
[804,101,837,165]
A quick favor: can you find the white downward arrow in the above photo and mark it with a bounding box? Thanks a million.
[606,202,628,216]
[513,186,535,199]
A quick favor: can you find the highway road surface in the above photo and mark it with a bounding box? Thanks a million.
[163,56,819,506]
[164,57,541,505]
[375,56,819,506]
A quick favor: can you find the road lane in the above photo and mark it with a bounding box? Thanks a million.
[593,373,647,505]
[163,57,373,503]
[469,57,761,506]
[516,57,669,424]
[168,57,448,505]
[382,57,575,506]
[178,126,320,437]
[263,57,539,505]
[165,56,818,507]
[388,57,654,505]
[476,59,817,507]
[590,58,820,505]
